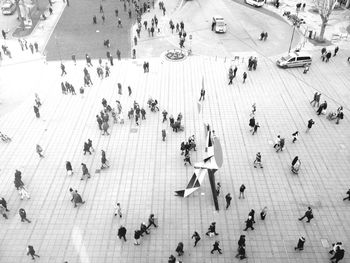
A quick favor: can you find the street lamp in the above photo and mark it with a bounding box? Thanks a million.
[288,10,299,53]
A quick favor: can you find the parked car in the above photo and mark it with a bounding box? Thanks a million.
[245,0,264,7]
[212,16,227,33]
[276,51,312,68]
[1,1,16,15]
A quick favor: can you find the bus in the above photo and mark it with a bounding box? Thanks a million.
[245,0,264,7]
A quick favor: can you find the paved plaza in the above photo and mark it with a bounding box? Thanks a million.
[0,0,350,262]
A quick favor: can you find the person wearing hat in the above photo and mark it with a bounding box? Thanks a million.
[295,236,305,250]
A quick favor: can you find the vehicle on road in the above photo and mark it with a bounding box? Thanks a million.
[276,51,312,68]
[245,0,264,7]
[1,1,16,15]
[212,16,227,33]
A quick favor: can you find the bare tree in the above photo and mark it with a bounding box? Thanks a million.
[313,0,338,41]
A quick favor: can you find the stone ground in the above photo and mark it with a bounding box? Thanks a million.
[0,48,349,262]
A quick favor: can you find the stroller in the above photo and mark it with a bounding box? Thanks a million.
[0,132,11,143]
[327,111,337,121]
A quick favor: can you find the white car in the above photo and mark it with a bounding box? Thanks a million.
[276,51,312,68]
[245,0,265,7]
[1,1,16,15]
[212,16,227,33]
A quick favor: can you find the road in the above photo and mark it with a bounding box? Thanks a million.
[136,0,302,58]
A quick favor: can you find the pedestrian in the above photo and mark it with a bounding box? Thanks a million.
[326,51,332,62]
[29,43,34,54]
[134,35,137,46]
[175,242,184,256]
[96,115,103,130]
[211,241,222,254]
[34,42,39,52]
[310,92,318,106]
[61,63,67,76]
[83,142,91,155]
[71,54,76,65]
[216,182,221,196]
[294,236,305,250]
[33,105,40,118]
[147,213,158,229]
[26,245,40,260]
[235,235,247,259]
[141,108,146,119]
[118,18,122,27]
[253,152,263,168]
[117,49,121,60]
[99,4,103,13]
[140,222,150,236]
[252,122,260,135]
[0,197,9,212]
[80,163,91,180]
[206,222,218,236]
[65,161,73,176]
[330,244,345,263]
[0,204,8,219]
[336,106,344,125]
[249,116,255,131]
[199,87,205,101]
[35,144,44,158]
[128,9,132,18]
[114,202,122,217]
[273,135,281,149]
[134,230,142,245]
[115,9,118,17]
[49,7,53,14]
[343,189,350,201]
[228,67,234,85]
[102,121,110,135]
[276,137,285,152]
[69,188,85,207]
[250,102,256,116]
[225,193,232,209]
[162,129,166,141]
[101,150,109,169]
[292,131,299,143]
[117,225,127,241]
[317,100,327,115]
[248,209,256,223]
[19,208,31,223]
[298,206,313,222]
[162,110,168,122]
[334,46,339,56]
[260,206,267,220]
[303,64,309,74]
[128,86,132,96]
[239,184,246,199]
[192,231,201,247]
[243,216,254,231]
[243,72,247,83]
[306,119,315,132]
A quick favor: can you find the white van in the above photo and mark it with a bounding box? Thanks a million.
[276,51,312,68]
[245,0,264,7]
[213,16,227,33]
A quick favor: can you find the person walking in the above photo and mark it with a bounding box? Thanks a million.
[61,63,67,76]
[306,119,315,133]
[206,222,218,236]
[216,182,221,196]
[96,115,103,130]
[252,122,260,135]
[249,116,255,132]
[147,213,158,229]
[298,207,313,222]
[117,225,127,241]
[326,51,332,62]
[292,131,299,143]
[83,142,91,155]
[101,150,109,169]
[243,72,247,83]
[19,208,31,223]
[114,202,122,217]
[36,144,44,158]
[343,189,350,201]
[211,241,222,254]
[294,236,305,250]
[128,86,132,96]
[310,92,318,107]
[273,135,281,149]
[192,231,201,247]
[243,216,254,231]
[225,193,232,209]
[26,245,40,260]
[260,206,267,220]
[102,121,110,135]
[69,188,85,207]
[253,152,263,168]
[235,235,247,259]
[0,197,9,212]
[0,204,8,219]
[134,230,142,245]
[162,129,166,141]
[175,242,184,256]
[239,184,246,199]
[334,46,339,56]
[162,110,168,122]
[33,105,40,118]
[80,163,91,180]
[66,161,73,176]
[199,87,205,101]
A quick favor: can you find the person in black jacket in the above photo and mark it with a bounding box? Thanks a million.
[206,222,218,236]
[117,225,127,241]
[19,208,31,223]
[26,245,40,259]
[298,207,313,223]
[66,161,73,176]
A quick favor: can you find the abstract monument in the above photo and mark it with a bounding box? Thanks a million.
[175,123,223,210]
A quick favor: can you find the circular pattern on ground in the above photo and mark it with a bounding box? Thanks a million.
[163,49,189,62]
